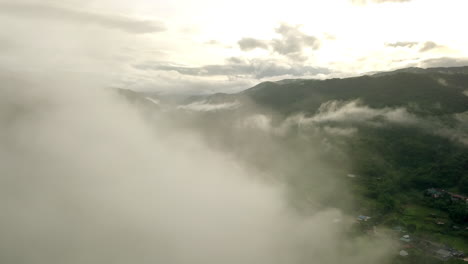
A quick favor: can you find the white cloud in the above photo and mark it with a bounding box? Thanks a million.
[237,114,273,132]
[308,100,418,125]
[0,2,165,34]
[1,0,468,95]
[135,59,330,79]
[145,97,160,105]
[0,72,394,264]
[178,101,241,111]
[238,38,269,51]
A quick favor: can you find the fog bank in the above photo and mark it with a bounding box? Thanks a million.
[0,72,392,264]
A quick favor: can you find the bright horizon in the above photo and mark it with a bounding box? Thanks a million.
[1,0,467,94]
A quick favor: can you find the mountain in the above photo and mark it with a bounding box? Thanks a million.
[242,69,468,116]
[183,66,468,117]
[121,66,468,201]
[171,66,468,236]
[371,66,468,77]
[113,66,468,261]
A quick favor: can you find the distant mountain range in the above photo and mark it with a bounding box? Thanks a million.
[370,66,468,77]
[170,66,466,118]
[114,66,468,255]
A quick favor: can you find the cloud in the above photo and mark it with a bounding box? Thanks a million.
[226,57,246,64]
[178,101,240,112]
[238,38,269,51]
[419,57,468,68]
[0,71,394,264]
[230,101,420,140]
[286,100,468,146]
[271,24,320,60]
[0,2,165,34]
[300,100,419,126]
[145,97,160,105]
[136,62,253,76]
[135,58,330,79]
[419,41,444,52]
[122,69,255,95]
[237,114,274,132]
[385,41,418,48]
[384,41,444,52]
[237,23,321,61]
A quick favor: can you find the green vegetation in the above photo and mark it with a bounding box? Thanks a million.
[177,67,468,263]
[238,68,468,263]
[241,71,468,115]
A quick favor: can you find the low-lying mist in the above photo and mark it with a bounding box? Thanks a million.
[0,72,393,264]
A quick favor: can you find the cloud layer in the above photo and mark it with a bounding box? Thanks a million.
[135,58,330,79]
[0,2,165,34]
[178,100,241,111]
[0,72,393,264]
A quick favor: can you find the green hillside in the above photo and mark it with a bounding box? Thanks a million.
[242,72,468,115]
[121,66,468,263]
[171,67,468,263]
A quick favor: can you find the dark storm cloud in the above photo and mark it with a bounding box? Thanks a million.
[385,41,418,48]
[238,38,269,51]
[0,2,166,34]
[135,58,329,79]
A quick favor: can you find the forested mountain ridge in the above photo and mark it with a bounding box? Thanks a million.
[242,69,468,116]
[173,66,468,242]
[115,66,468,262]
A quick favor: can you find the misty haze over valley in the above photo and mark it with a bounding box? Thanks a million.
[1,1,468,264]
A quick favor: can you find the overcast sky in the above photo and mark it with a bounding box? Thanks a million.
[1,0,467,94]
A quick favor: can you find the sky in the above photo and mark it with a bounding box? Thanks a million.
[1,0,468,94]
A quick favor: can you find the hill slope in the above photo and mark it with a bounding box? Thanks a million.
[240,71,468,116]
